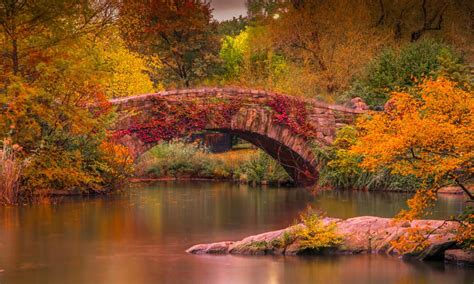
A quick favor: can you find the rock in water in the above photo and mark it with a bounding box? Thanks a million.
[445,249,474,266]
[187,216,467,265]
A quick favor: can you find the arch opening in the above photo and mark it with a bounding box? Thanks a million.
[118,126,320,186]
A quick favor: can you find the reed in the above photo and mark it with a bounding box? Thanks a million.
[0,139,25,205]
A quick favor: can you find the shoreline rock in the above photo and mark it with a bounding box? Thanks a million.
[445,249,474,266]
[438,185,474,195]
[187,216,472,265]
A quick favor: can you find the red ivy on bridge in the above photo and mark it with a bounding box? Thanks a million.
[266,95,317,138]
[114,93,319,145]
[114,97,243,144]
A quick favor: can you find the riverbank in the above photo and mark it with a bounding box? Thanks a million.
[187,216,473,266]
[135,143,474,193]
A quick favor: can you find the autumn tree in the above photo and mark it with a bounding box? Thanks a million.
[352,78,473,220]
[0,0,117,79]
[239,0,473,100]
[94,30,156,98]
[119,0,221,87]
[0,1,149,197]
[0,34,137,194]
[258,0,388,98]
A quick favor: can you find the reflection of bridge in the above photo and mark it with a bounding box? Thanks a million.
[110,88,365,186]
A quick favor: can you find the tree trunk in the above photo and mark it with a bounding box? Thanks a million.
[12,38,19,75]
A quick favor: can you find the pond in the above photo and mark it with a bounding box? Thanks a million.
[0,181,472,283]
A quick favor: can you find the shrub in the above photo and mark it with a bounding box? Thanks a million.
[455,206,474,250]
[137,141,237,179]
[271,231,296,248]
[22,140,133,194]
[139,141,204,178]
[294,211,344,251]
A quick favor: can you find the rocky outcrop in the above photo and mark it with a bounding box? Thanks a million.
[187,216,470,264]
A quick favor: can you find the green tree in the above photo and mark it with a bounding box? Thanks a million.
[219,26,290,92]
[349,40,468,106]
[246,0,284,20]
[218,15,248,37]
[219,29,249,80]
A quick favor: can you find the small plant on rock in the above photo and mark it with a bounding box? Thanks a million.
[294,210,344,251]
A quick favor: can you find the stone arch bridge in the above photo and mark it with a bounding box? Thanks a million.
[110,88,365,186]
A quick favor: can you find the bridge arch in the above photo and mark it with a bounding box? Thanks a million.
[110,88,363,186]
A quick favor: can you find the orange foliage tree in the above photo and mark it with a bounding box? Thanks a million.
[353,78,473,216]
[351,78,473,249]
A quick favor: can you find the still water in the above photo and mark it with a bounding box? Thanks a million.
[0,181,472,284]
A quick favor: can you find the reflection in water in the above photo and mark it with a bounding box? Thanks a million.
[0,181,472,284]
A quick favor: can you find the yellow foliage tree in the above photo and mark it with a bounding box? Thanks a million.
[95,34,157,98]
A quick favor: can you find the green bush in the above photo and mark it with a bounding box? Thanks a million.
[349,39,467,106]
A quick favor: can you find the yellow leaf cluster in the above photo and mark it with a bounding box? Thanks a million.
[95,36,156,98]
[391,226,431,254]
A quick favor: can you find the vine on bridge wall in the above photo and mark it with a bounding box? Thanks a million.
[114,93,321,147]
[266,95,317,139]
[114,97,243,144]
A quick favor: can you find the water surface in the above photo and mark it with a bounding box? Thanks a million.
[0,181,472,283]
